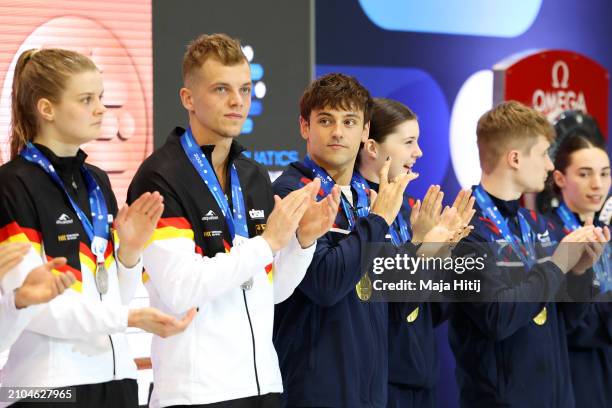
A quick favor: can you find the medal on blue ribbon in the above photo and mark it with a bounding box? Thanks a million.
[21,142,110,294]
[473,185,537,269]
[302,155,370,230]
[303,156,376,300]
[180,129,253,289]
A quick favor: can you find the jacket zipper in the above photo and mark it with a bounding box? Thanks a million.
[242,290,261,395]
[69,168,117,379]
[226,155,260,394]
[109,336,117,379]
[100,293,117,379]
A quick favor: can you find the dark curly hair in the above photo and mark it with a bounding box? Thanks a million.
[299,73,372,125]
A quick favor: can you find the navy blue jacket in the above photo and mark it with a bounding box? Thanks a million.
[545,208,612,408]
[272,162,390,408]
[388,299,450,390]
[365,184,450,394]
[449,188,589,408]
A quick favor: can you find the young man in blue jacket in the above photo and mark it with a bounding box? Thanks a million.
[271,73,416,408]
[449,101,608,407]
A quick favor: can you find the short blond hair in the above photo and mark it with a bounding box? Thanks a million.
[182,33,247,85]
[477,101,554,173]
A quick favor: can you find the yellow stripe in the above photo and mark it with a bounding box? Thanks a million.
[142,271,150,284]
[51,268,82,293]
[104,254,115,271]
[146,226,194,247]
[1,232,29,244]
[112,229,119,245]
[267,267,274,284]
[1,233,42,256]
[79,253,96,273]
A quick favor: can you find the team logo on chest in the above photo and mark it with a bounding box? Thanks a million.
[56,213,74,225]
[202,210,219,221]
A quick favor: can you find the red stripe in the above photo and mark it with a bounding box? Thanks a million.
[0,223,82,282]
[0,222,42,243]
[157,217,192,230]
[300,177,325,197]
[79,241,112,261]
[79,242,96,263]
[223,239,232,252]
[46,254,83,282]
[104,241,113,258]
[479,216,501,236]
[265,263,273,274]
[157,218,202,255]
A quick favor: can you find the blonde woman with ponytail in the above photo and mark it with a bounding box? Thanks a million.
[0,49,194,407]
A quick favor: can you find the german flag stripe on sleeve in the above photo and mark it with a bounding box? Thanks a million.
[46,253,83,293]
[146,217,194,246]
[0,222,43,255]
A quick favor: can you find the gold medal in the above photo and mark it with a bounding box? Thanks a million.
[95,263,109,295]
[533,306,547,325]
[406,307,419,323]
[356,274,372,301]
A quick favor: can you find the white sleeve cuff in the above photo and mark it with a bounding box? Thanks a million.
[5,290,43,319]
[250,235,275,267]
[287,232,317,257]
[116,255,143,273]
[117,304,130,331]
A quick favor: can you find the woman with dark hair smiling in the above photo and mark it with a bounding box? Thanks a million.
[357,98,473,408]
[543,131,612,408]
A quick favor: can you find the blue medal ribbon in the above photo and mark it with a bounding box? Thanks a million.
[352,172,411,246]
[556,202,612,292]
[180,128,249,242]
[556,202,581,231]
[20,142,109,263]
[302,155,369,230]
[473,185,537,269]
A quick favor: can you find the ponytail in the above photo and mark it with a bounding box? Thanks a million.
[10,49,39,159]
[8,48,98,159]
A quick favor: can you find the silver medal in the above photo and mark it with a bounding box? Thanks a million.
[95,263,109,295]
[240,277,254,291]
